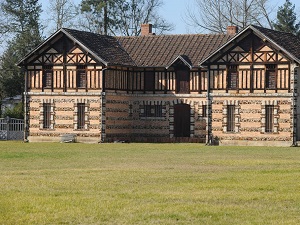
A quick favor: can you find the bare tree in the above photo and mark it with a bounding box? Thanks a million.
[186,0,275,33]
[46,0,77,32]
[77,0,173,36]
[112,0,173,36]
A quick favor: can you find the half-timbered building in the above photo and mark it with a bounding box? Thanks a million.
[18,24,300,146]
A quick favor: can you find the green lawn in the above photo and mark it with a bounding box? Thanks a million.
[0,142,300,224]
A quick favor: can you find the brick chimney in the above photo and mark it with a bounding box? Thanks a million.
[141,24,155,36]
[227,26,238,35]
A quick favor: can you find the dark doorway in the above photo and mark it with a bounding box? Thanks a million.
[174,104,190,137]
[176,69,190,93]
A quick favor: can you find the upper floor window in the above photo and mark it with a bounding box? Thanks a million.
[144,71,155,91]
[227,65,238,89]
[176,68,190,94]
[43,66,53,88]
[266,64,276,89]
[77,65,86,88]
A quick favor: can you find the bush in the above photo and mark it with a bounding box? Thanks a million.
[2,102,24,119]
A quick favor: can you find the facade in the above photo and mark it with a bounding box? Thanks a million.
[18,24,300,146]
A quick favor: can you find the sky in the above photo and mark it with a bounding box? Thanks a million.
[158,0,300,34]
[40,0,300,35]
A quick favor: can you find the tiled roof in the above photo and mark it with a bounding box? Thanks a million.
[251,25,300,61]
[117,34,233,67]
[64,28,136,66]
[18,25,300,68]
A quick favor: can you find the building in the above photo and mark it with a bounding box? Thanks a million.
[18,24,300,146]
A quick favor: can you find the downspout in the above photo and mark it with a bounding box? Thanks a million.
[100,67,107,143]
[292,65,299,146]
[206,65,212,145]
[23,65,29,142]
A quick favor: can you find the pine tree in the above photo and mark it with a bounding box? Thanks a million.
[273,0,300,36]
[80,0,113,35]
[0,0,43,98]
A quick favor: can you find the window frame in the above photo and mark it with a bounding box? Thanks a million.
[141,104,163,118]
[202,105,207,118]
[176,68,190,94]
[227,65,238,90]
[265,105,274,133]
[43,103,51,129]
[77,103,85,129]
[227,105,235,132]
[144,71,155,91]
[77,65,87,89]
[43,65,53,89]
[265,64,276,89]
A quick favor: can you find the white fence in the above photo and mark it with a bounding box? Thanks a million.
[0,117,24,140]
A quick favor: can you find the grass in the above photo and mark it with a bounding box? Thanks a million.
[0,142,300,224]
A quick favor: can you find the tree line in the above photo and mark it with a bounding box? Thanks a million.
[0,0,299,113]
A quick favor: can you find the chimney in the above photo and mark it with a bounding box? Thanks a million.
[227,26,238,35]
[141,24,155,36]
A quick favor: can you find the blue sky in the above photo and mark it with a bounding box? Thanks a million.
[159,0,299,34]
[40,0,299,35]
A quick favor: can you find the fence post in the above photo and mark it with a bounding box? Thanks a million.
[6,116,10,140]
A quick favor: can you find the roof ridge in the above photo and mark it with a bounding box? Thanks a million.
[117,33,231,39]
[251,24,297,36]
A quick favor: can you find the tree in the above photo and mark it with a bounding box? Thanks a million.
[78,0,173,36]
[0,42,23,99]
[273,0,300,36]
[113,0,173,36]
[2,102,24,119]
[186,0,275,33]
[46,0,78,32]
[0,0,43,98]
[79,0,112,35]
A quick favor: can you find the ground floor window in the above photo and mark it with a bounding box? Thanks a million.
[142,104,163,118]
[202,105,207,117]
[77,103,85,129]
[227,105,235,132]
[43,103,51,129]
[265,105,274,133]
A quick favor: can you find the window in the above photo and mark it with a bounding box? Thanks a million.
[266,65,276,89]
[265,105,274,133]
[176,69,190,93]
[227,105,235,132]
[77,65,86,88]
[142,104,163,117]
[227,65,238,89]
[202,105,207,117]
[43,103,51,129]
[144,71,155,91]
[77,103,85,129]
[43,66,53,88]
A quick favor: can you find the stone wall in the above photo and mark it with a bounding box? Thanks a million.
[104,92,207,143]
[27,93,102,143]
[210,94,293,146]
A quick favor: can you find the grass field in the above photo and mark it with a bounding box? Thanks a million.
[0,142,300,224]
